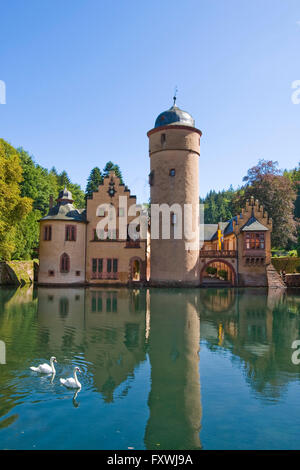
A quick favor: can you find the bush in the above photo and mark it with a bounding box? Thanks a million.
[206,266,217,276]
[272,257,300,273]
[218,269,228,280]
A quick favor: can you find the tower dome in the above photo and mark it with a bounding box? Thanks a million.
[57,186,74,204]
[154,104,195,129]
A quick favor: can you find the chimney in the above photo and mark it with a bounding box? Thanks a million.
[49,194,53,209]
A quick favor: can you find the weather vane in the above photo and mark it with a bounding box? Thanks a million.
[173,86,178,106]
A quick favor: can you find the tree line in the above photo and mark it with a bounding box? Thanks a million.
[0,138,123,260]
[201,159,299,250]
[0,137,299,260]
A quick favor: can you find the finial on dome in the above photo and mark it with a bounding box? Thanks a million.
[173,86,178,106]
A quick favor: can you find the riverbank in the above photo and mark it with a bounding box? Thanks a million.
[0,260,38,286]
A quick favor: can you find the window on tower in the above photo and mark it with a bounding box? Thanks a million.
[149,170,154,186]
[169,169,176,177]
[161,133,166,145]
[65,225,76,241]
[44,225,52,241]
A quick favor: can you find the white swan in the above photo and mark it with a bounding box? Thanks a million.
[30,356,57,374]
[60,366,82,389]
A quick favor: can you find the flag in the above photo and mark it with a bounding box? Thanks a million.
[218,228,224,250]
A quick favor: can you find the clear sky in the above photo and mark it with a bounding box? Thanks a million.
[1,0,300,203]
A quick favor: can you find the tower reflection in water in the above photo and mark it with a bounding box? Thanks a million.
[36,286,202,449]
[144,289,201,450]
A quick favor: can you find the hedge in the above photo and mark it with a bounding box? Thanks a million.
[271,257,300,274]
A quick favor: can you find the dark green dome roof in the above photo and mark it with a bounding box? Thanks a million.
[154,104,195,128]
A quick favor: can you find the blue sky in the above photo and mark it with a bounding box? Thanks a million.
[1,0,300,202]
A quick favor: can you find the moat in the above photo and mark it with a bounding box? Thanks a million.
[1,286,300,450]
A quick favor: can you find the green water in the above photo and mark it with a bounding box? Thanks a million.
[0,286,300,450]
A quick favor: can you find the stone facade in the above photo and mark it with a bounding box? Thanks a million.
[148,125,201,286]
[38,103,273,288]
[85,173,147,286]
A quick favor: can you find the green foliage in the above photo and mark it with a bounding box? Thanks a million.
[272,257,300,274]
[18,149,85,212]
[103,161,124,184]
[206,266,217,276]
[85,167,103,199]
[0,140,32,260]
[0,144,85,260]
[201,186,237,224]
[17,148,58,215]
[218,269,228,280]
[12,210,41,260]
[237,159,297,248]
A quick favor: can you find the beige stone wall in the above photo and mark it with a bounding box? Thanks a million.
[148,126,201,286]
[86,172,147,285]
[38,220,86,284]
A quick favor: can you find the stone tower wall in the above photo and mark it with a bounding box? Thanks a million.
[148,125,201,286]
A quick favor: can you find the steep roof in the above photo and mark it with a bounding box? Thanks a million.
[41,202,86,222]
[241,215,269,232]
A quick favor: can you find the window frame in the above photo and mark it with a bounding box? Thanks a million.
[44,225,52,241]
[60,253,70,273]
[65,225,77,242]
[244,232,265,250]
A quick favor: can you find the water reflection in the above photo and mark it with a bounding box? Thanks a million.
[1,285,300,449]
[145,289,201,450]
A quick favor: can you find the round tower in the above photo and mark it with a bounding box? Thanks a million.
[148,101,202,286]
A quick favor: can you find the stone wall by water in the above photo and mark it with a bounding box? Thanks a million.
[0,261,38,286]
[285,274,300,287]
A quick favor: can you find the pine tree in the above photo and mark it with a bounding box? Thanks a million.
[85,167,103,199]
[103,161,124,184]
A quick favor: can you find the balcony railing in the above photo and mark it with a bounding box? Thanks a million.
[91,272,118,280]
[199,250,237,258]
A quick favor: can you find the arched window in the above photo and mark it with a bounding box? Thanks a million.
[60,253,70,273]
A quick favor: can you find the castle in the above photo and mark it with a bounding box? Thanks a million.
[38,102,277,288]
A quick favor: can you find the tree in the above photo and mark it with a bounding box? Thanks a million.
[238,159,297,248]
[85,167,103,199]
[0,140,32,260]
[202,187,237,224]
[103,161,124,184]
[17,148,59,215]
[12,210,41,260]
[56,170,71,188]
[56,170,85,208]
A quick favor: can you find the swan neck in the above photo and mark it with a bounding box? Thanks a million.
[74,370,80,386]
[50,359,55,373]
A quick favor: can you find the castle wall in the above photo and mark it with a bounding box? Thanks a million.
[85,173,147,285]
[38,220,86,285]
